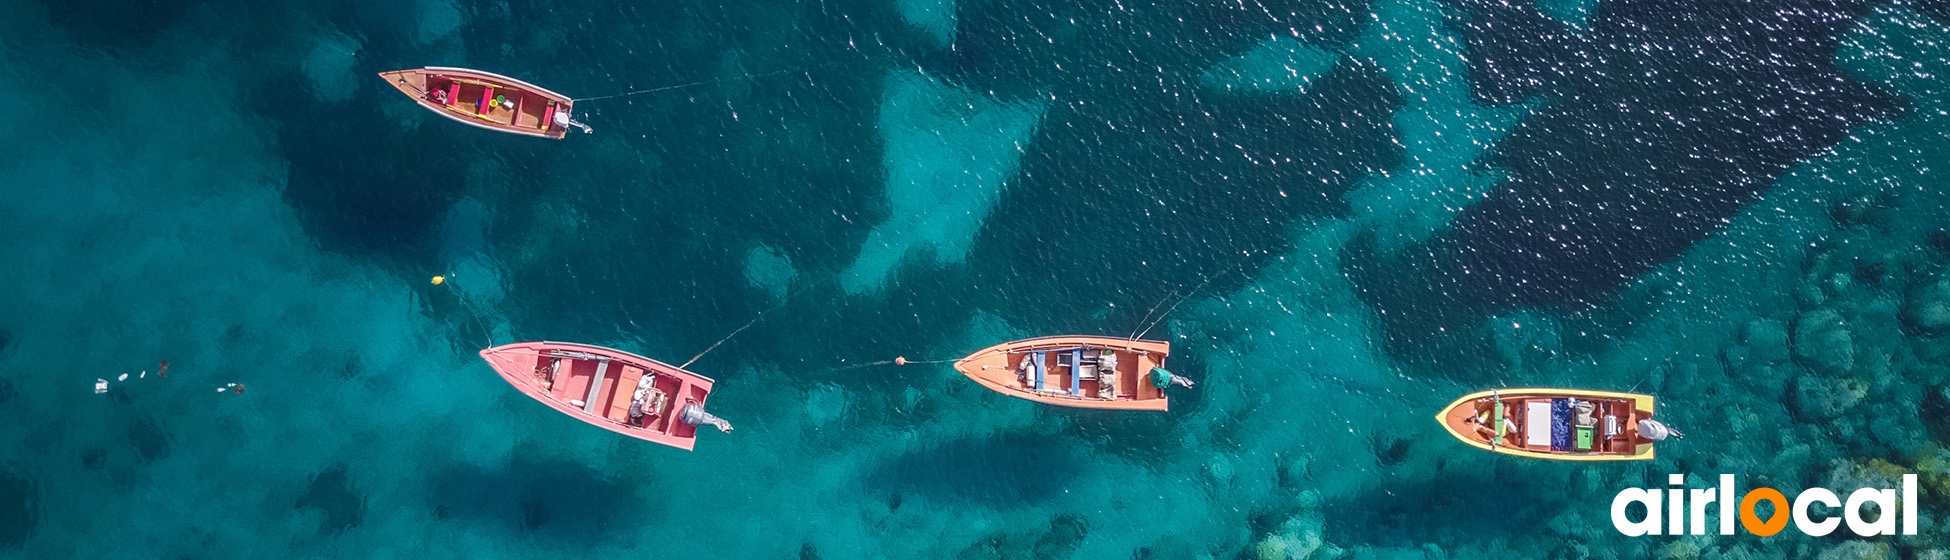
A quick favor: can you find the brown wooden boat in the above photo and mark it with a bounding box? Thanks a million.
[1435,388,1663,461]
[379,67,580,139]
[953,336,1180,411]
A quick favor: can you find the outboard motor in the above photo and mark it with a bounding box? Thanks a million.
[680,403,733,433]
[553,110,594,134]
[1638,419,1684,441]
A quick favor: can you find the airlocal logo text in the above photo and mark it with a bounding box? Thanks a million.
[1611,474,1917,537]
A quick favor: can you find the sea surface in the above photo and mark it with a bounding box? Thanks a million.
[3,0,1950,557]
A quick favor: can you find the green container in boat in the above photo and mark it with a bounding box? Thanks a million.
[1575,426,1595,450]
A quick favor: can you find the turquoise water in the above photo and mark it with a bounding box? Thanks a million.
[5,0,1950,557]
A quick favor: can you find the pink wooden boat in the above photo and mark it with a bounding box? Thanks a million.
[954,335,1180,411]
[479,341,732,451]
[379,67,588,139]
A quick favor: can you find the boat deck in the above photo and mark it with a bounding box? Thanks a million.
[480,342,715,449]
[954,336,1172,411]
[379,67,571,139]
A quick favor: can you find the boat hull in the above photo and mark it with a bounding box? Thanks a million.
[1435,388,1657,461]
[954,336,1171,411]
[480,341,716,450]
[379,67,573,139]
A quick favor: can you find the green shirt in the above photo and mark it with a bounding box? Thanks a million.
[1149,368,1173,388]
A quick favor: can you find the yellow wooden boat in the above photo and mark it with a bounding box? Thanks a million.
[1435,388,1667,461]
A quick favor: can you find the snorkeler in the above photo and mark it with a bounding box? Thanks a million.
[1148,367,1195,389]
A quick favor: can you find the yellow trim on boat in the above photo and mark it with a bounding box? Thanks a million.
[1435,388,1657,462]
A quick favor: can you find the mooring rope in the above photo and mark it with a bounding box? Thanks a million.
[574,64,832,102]
[679,291,798,369]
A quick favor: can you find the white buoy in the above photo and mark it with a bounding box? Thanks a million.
[117,373,128,381]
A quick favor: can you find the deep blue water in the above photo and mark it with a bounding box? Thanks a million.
[6,0,1950,557]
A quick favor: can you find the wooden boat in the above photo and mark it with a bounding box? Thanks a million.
[1435,388,1661,461]
[379,67,578,139]
[953,336,1176,410]
[479,341,732,451]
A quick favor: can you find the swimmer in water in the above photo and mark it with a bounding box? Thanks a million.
[158,361,170,378]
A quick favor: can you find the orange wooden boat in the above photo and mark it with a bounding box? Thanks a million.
[953,336,1183,411]
[379,67,586,139]
[479,341,732,451]
[1435,388,1672,461]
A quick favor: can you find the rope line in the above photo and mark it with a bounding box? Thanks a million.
[679,292,798,369]
[813,357,952,374]
[1133,266,1232,340]
[574,64,833,102]
[1127,289,1178,340]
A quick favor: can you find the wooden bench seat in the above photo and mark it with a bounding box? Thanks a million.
[606,366,647,422]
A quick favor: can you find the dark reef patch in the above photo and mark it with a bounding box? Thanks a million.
[0,471,37,548]
[1032,514,1089,559]
[428,459,641,545]
[1350,0,1901,367]
[127,416,171,463]
[1321,468,1571,548]
[960,60,1403,332]
[869,435,1082,505]
[296,465,365,533]
[80,448,107,470]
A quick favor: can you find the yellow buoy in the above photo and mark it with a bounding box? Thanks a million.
[431,276,446,285]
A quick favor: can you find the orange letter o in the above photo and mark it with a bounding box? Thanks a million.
[1740,488,1790,536]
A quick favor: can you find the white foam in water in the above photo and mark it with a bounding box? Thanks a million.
[1199,36,1339,94]
[895,0,957,47]
[839,69,1048,294]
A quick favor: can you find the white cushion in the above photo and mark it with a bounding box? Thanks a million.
[1526,402,1553,446]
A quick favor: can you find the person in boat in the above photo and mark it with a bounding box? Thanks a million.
[428,88,448,105]
[1463,407,1518,442]
[1096,349,1118,399]
[1014,354,1035,388]
[627,374,667,427]
[1148,367,1195,389]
